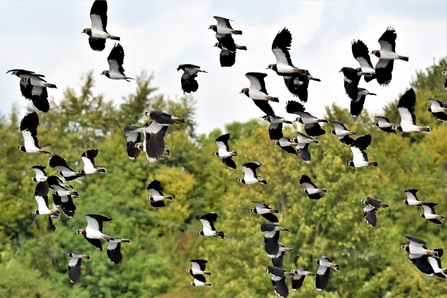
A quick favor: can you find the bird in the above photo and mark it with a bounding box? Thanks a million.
[106,237,131,264]
[401,188,428,206]
[346,134,379,168]
[177,64,207,93]
[262,115,293,141]
[52,192,77,219]
[76,214,113,251]
[350,88,376,118]
[143,110,185,126]
[373,116,397,134]
[250,201,279,223]
[267,28,305,76]
[330,122,356,145]
[340,67,362,100]
[213,34,246,67]
[82,0,120,51]
[274,137,297,155]
[291,268,314,291]
[401,236,439,259]
[213,133,238,169]
[101,43,133,81]
[295,132,319,164]
[132,119,173,163]
[238,162,267,185]
[186,259,212,278]
[260,223,289,258]
[419,203,445,226]
[189,275,212,287]
[271,245,293,269]
[32,181,60,217]
[122,125,143,160]
[198,213,225,239]
[146,179,174,208]
[46,175,79,198]
[80,149,107,175]
[314,256,339,292]
[371,27,408,86]
[285,100,327,136]
[48,154,85,181]
[283,70,321,103]
[300,174,327,200]
[209,16,242,38]
[6,69,56,112]
[30,165,48,182]
[425,99,447,121]
[17,112,51,154]
[361,197,389,228]
[265,266,292,298]
[240,72,278,117]
[395,88,430,133]
[65,251,91,284]
[351,40,376,80]
[402,246,445,278]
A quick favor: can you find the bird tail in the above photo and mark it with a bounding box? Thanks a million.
[40,150,51,154]
[98,168,107,173]
[369,161,379,167]
[258,179,268,185]
[173,117,185,124]
[230,30,242,35]
[120,239,131,243]
[269,209,279,214]
[165,195,174,201]
[310,77,321,82]
[44,83,57,89]
[82,255,91,260]
[124,77,135,82]
[331,264,340,271]
[215,231,225,239]
[310,140,319,145]
[398,55,409,62]
[235,44,247,51]
[320,188,328,194]
[381,203,390,208]
[204,283,212,287]
[231,151,238,156]
[419,126,431,133]
[70,191,80,198]
[39,143,51,148]
[163,148,171,156]
[317,119,329,123]
[108,35,120,41]
[203,271,212,276]
[427,249,439,258]
[267,96,279,102]
[437,215,446,220]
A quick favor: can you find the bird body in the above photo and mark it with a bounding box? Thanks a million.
[238,162,267,185]
[198,213,224,239]
[146,179,174,208]
[65,251,90,284]
[101,43,133,81]
[250,201,279,223]
[213,133,237,169]
[177,64,207,93]
[346,134,378,168]
[396,88,430,133]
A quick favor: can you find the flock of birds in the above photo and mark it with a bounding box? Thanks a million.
[5,0,447,296]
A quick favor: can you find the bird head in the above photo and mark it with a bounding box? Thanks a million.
[100,70,109,76]
[76,228,85,235]
[313,259,319,264]
[249,208,256,213]
[82,28,91,36]
[142,110,151,117]
[212,151,218,156]
[400,244,409,252]
[240,88,249,96]
[400,199,407,204]
[346,160,354,167]
[197,230,204,236]
[213,42,221,48]
[237,178,244,183]
[32,209,39,215]
[266,64,276,70]
[371,50,380,58]
[208,25,217,32]
[361,199,367,204]
[16,145,25,152]
[418,213,424,218]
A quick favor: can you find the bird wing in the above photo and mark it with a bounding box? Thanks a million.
[351,40,374,71]
[421,204,436,215]
[300,175,316,188]
[252,100,275,117]
[200,218,215,232]
[107,44,125,73]
[272,28,293,66]
[34,181,50,210]
[215,133,230,151]
[214,16,233,29]
[90,0,108,31]
[352,134,372,151]
[246,72,268,93]
[378,27,396,52]
[242,162,259,178]
[86,214,112,233]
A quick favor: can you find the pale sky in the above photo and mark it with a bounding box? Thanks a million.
[1,1,446,134]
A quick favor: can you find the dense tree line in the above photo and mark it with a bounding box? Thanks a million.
[0,58,446,297]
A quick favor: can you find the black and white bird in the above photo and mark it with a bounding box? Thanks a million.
[238,162,267,185]
[189,275,212,287]
[213,133,238,169]
[401,236,439,259]
[82,0,120,51]
[330,122,356,145]
[214,34,246,67]
[373,116,397,134]
[177,64,207,93]
[122,125,143,160]
[371,27,408,86]
[106,237,131,264]
[395,88,430,133]
[340,67,362,100]
[274,137,297,155]
[401,188,428,206]
[300,175,327,200]
[402,247,446,278]
[291,268,314,291]
[80,149,107,175]
[17,112,51,154]
[265,266,292,298]
[143,110,185,126]
[32,181,60,217]
[250,201,279,223]
[186,259,212,278]
[7,69,56,112]
[425,99,447,121]
[46,175,79,198]
[314,256,339,292]
[241,72,278,117]
[65,251,91,284]
[49,154,85,181]
[31,165,48,182]
[351,40,376,80]
[361,197,389,228]
[76,214,113,251]
[419,203,445,226]
[346,134,378,168]
[262,115,293,141]
[198,213,225,239]
[101,43,133,81]
[285,100,327,136]
[209,16,242,38]
[268,28,305,76]
[146,179,174,208]
[350,88,376,118]
[283,70,321,103]
[295,132,319,164]
[52,192,77,219]
[260,223,289,258]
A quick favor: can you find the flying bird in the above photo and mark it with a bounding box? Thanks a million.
[30,165,48,182]
[300,175,327,200]
[101,43,133,81]
[82,0,120,51]
[186,259,212,279]
[146,179,174,208]
[314,256,339,292]
[401,188,428,206]
[122,125,143,160]
[238,162,267,185]
[267,28,305,76]
[198,213,225,239]
[274,137,298,155]
[330,122,356,145]
[260,223,289,259]
[80,149,107,175]
[295,132,319,164]
[213,133,238,169]
[241,72,278,117]
[76,214,113,251]
[106,237,131,264]
[291,268,314,291]
[373,116,397,134]
[209,16,242,38]
[283,70,321,102]
[340,67,362,100]
[425,99,447,121]
[262,115,293,141]
[49,154,85,181]
[361,197,389,228]
[351,40,376,80]
[371,27,408,86]
[285,100,327,136]
[346,134,378,168]
[177,64,207,93]
[350,88,376,118]
[214,34,246,67]
[401,236,439,259]
[250,201,279,223]
[395,88,430,133]
[32,181,60,217]
[265,266,291,298]
[17,112,51,154]
[271,245,293,269]
[143,110,185,126]
[65,251,91,284]
[419,203,445,226]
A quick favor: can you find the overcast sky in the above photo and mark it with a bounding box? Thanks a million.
[1,1,446,134]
